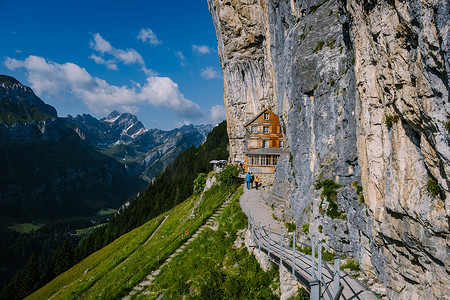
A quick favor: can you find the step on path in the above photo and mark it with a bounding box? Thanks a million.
[122,197,231,299]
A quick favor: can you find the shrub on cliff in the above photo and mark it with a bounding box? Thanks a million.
[315,177,344,219]
[193,172,207,195]
[425,176,444,200]
[217,165,239,187]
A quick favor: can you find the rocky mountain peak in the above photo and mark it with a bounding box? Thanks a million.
[0,74,57,119]
[101,111,146,141]
[107,110,121,119]
[0,75,21,87]
[73,113,101,125]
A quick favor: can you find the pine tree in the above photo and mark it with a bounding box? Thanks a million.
[21,254,40,294]
[0,254,40,300]
[53,241,74,275]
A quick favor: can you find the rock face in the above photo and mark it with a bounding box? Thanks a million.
[345,1,449,299]
[208,0,275,163]
[208,0,449,299]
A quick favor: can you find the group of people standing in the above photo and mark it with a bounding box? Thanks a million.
[245,172,259,190]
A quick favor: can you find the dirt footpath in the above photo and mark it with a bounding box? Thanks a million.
[239,184,283,233]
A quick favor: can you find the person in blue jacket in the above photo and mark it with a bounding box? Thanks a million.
[246,172,251,189]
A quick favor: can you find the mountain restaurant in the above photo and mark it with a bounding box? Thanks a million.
[244,108,284,174]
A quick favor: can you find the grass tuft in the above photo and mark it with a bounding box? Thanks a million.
[425,176,443,200]
[341,258,360,271]
[384,114,399,130]
[285,221,296,233]
[313,41,324,53]
[445,116,450,131]
[315,177,344,219]
[302,223,310,235]
[327,39,336,49]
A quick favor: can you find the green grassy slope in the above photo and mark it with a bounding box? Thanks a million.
[139,186,280,300]
[27,183,234,299]
[75,121,229,259]
[0,101,54,125]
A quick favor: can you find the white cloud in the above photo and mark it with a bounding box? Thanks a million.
[5,57,24,70]
[210,105,226,123]
[174,120,191,127]
[15,49,22,53]
[200,67,221,80]
[137,28,161,46]
[5,55,203,119]
[114,48,144,65]
[140,76,202,118]
[6,56,95,97]
[89,54,104,64]
[89,54,118,70]
[175,51,185,61]
[141,66,158,77]
[192,44,214,54]
[175,51,186,66]
[90,33,113,53]
[89,33,155,75]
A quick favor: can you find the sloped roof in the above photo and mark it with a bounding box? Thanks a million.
[244,108,277,127]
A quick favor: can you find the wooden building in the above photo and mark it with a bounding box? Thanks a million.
[244,108,284,174]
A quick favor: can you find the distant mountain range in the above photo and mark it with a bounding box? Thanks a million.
[0,75,213,226]
[64,111,213,181]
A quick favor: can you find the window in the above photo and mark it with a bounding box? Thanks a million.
[263,126,269,133]
[251,126,257,133]
[264,113,269,120]
[279,141,284,148]
[250,155,259,165]
[273,155,278,165]
[263,140,269,148]
[261,155,267,165]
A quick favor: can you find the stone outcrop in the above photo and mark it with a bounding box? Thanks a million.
[208,0,449,299]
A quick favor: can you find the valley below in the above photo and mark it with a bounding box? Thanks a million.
[0,75,214,293]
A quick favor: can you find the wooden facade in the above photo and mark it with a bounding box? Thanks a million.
[244,109,284,174]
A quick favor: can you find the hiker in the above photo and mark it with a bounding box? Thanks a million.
[255,176,259,190]
[246,172,251,189]
[250,173,254,188]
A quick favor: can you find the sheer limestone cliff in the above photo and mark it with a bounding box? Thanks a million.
[208,0,449,299]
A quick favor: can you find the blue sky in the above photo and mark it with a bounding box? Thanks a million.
[0,0,225,130]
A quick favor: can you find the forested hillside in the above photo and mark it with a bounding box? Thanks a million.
[0,120,228,300]
[77,120,229,257]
